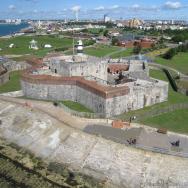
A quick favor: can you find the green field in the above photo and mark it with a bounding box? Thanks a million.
[155,52,188,75]
[84,45,121,57]
[0,35,72,57]
[0,71,21,93]
[62,100,93,113]
[141,109,188,134]
[110,48,133,58]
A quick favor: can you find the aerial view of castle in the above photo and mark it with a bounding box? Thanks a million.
[21,40,168,117]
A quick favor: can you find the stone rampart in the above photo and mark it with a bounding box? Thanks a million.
[21,71,130,117]
[0,71,9,86]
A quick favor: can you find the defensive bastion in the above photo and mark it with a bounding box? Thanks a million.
[21,55,168,117]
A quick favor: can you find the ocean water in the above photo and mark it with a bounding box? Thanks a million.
[0,23,29,36]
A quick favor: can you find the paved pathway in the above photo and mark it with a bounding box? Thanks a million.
[104,47,125,58]
[0,95,109,130]
[1,98,188,188]
[149,62,188,79]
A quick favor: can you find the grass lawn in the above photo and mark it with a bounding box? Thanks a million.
[0,71,21,93]
[141,109,188,134]
[117,69,188,132]
[110,48,133,58]
[0,35,72,57]
[155,52,188,75]
[61,100,93,113]
[84,45,121,57]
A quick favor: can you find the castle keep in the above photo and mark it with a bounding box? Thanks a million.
[21,52,168,117]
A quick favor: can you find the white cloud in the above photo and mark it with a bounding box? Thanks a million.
[9,5,16,10]
[110,5,119,9]
[132,4,140,9]
[164,1,182,9]
[71,5,81,12]
[94,6,105,11]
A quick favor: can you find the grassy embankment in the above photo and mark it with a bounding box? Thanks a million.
[0,71,21,93]
[155,52,188,75]
[61,101,93,113]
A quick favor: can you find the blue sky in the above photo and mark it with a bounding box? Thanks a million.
[0,0,188,20]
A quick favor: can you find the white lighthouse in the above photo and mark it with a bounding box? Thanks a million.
[76,40,83,55]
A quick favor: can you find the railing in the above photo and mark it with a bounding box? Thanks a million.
[59,103,105,119]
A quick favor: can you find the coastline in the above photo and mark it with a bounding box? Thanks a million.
[0,22,30,38]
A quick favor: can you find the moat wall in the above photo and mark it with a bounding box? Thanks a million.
[21,78,168,117]
[0,71,9,86]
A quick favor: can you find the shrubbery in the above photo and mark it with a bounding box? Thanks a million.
[163,42,188,59]
[84,39,96,46]
[54,47,69,52]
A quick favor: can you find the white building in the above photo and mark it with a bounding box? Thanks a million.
[29,40,38,50]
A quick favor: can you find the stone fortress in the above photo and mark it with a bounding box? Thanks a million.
[21,42,168,117]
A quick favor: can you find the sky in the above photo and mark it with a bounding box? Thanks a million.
[0,0,188,20]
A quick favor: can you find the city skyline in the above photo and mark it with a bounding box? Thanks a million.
[0,0,188,20]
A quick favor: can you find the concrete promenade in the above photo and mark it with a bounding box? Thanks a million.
[0,96,188,187]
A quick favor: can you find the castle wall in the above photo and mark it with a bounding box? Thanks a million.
[105,80,168,117]
[0,72,9,86]
[76,86,106,114]
[50,60,108,81]
[21,81,76,101]
[21,78,168,118]
[21,80,106,115]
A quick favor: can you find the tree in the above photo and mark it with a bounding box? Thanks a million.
[103,30,109,37]
[163,48,177,59]
[111,37,119,46]
[172,34,185,43]
[133,44,142,54]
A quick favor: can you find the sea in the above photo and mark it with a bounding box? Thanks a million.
[0,23,29,36]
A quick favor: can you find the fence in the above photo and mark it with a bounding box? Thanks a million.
[118,103,188,121]
[59,103,105,119]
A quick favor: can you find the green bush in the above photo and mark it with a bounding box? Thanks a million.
[84,39,96,46]
[54,47,69,52]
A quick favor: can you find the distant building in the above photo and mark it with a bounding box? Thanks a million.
[128,18,144,28]
[76,40,83,55]
[117,35,156,48]
[104,14,111,23]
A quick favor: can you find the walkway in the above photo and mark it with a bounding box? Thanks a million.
[1,98,188,188]
[0,95,109,130]
[104,47,125,58]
